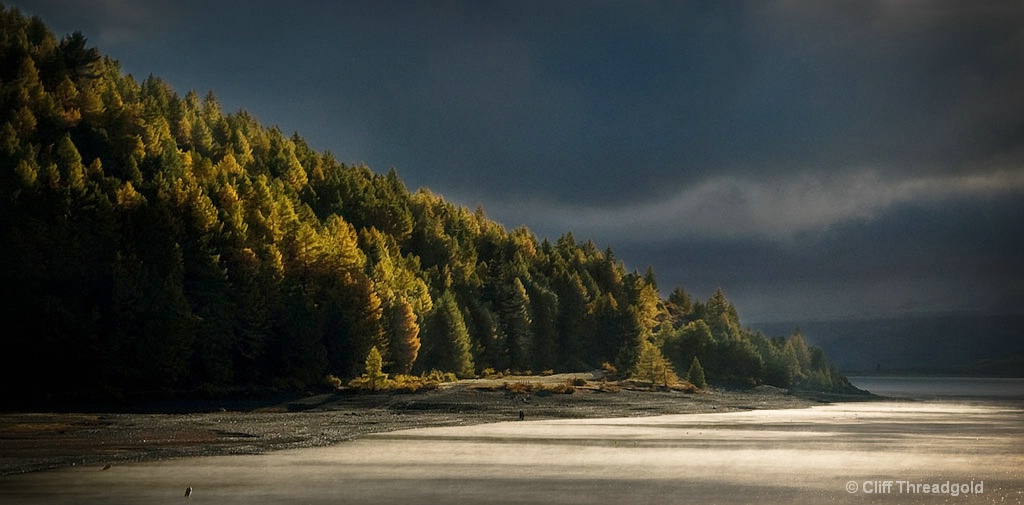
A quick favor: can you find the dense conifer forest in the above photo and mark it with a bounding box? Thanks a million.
[0,6,849,404]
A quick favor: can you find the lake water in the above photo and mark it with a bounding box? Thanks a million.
[848,376,1024,401]
[3,378,1022,504]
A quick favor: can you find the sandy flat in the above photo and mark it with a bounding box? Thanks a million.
[2,401,1021,504]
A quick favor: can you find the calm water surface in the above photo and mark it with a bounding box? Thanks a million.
[4,401,1021,505]
[848,376,1024,401]
[3,377,1022,504]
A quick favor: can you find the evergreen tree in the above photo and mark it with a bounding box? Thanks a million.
[499,277,533,371]
[630,273,662,338]
[705,287,740,342]
[666,286,694,324]
[762,336,801,388]
[420,292,475,378]
[362,346,387,391]
[615,305,647,374]
[664,319,714,374]
[687,356,707,390]
[55,134,85,192]
[634,340,678,389]
[552,269,588,370]
[588,293,621,366]
[464,299,502,371]
[527,283,559,372]
[389,299,421,374]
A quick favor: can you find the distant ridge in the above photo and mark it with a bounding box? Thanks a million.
[753,313,1024,377]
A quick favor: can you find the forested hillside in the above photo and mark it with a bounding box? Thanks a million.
[0,6,849,404]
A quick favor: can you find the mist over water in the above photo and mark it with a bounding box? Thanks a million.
[4,393,1022,505]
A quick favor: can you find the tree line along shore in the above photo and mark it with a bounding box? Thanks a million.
[1,6,853,409]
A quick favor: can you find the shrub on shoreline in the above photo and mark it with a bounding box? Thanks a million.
[345,370,458,393]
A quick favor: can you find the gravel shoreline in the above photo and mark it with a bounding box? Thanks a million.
[0,378,871,476]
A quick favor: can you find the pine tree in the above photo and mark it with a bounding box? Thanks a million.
[499,277,533,371]
[389,299,421,374]
[631,273,661,339]
[705,287,740,341]
[527,283,558,372]
[552,269,586,369]
[665,319,714,373]
[687,356,707,390]
[421,292,475,378]
[666,286,694,323]
[55,134,85,192]
[634,340,678,389]
[363,346,387,391]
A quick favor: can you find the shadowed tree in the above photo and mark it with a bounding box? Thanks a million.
[527,282,558,372]
[687,356,707,389]
[499,277,533,371]
[666,286,694,324]
[420,292,475,377]
[705,287,741,342]
[56,31,101,80]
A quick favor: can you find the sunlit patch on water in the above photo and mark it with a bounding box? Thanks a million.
[2,401,1022,505]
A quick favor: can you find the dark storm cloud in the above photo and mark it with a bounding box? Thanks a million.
[12,0,1024,322]
[22,1,1023,194]
[617,195,1024,323]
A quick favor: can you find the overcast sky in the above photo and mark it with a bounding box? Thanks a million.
[14,0,1024,324]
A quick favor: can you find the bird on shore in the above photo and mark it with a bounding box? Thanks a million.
[101,464,111,471]
[185,486,192,497]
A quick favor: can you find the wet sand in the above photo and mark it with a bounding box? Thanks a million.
[3,401,1021,504]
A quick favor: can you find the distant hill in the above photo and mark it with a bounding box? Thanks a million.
[753,314,1024,377]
